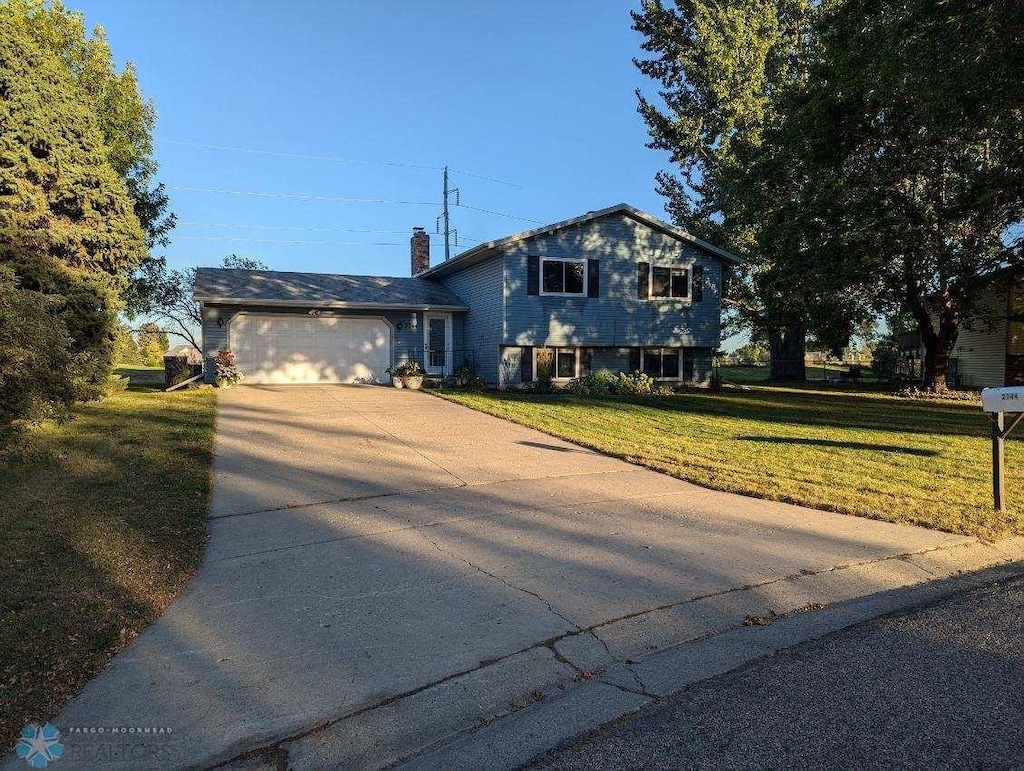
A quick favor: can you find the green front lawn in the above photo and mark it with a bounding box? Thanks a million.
[719,363,879,386]
[0,387,216,745]
[440,387,1022,539]
[113,365,165,386]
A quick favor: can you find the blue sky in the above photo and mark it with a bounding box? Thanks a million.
[74,0,674,279]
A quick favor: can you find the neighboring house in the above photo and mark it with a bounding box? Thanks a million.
[897,269,1023,388]
[193,203,741,387]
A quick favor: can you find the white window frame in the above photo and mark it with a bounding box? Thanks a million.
[640,347,682,380]
[647,264,692,302]
[534,346,580,380]
[540,257,587,297]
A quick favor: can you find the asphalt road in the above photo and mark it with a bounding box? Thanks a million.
[537,573,1024,769]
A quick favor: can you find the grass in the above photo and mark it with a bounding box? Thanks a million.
[719,364,879,385]
[439,386,1023,540]
[0,387,216,745]
[113,365,164,386]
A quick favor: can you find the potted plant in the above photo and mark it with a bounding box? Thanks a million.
[214,349,243,388]
[396,360,424,390]
[384,366,404,388]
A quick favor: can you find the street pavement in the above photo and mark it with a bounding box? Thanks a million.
[537,573,1024,769]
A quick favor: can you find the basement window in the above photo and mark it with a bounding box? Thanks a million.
[642,348,681,379]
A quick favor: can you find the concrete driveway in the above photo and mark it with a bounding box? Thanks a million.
[27,385,1021,769]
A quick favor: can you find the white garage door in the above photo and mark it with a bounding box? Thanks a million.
[229,314,391,384]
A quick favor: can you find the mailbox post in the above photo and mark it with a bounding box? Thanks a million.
[980,387,1024,510]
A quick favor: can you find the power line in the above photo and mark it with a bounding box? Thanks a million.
[170,185,438,206]
[449,168,522,189]
[171,184,541,223]
[159,139,523,187]
[178,220,479,243]
[181,220,424,235]
[159,139,443,171]
[175,235,405,246]
[456,203,543,223]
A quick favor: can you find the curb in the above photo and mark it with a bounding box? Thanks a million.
[394,560,1024,771]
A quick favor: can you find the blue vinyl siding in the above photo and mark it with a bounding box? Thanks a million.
[502,212,722,349]
[590,347,633,374]
[439,256,504,383]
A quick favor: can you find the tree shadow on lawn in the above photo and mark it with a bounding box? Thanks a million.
[735,435,940,457]
[487,390,990,440]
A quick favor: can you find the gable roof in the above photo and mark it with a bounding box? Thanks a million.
[417,202,743,279]
[192,268,468,310]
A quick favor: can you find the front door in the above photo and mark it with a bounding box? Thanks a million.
[424,313,452,375]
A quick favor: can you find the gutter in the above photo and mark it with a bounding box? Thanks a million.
[193,297,469,312]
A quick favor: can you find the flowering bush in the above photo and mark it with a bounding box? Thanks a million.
[612,370,655,395]
[894,385,978,402]
[214,349,243,388]
[387,359,423,379]
[566,372,617,396]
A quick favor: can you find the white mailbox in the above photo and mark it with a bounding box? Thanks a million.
[981,386,1024,414]
[980,386,1024,511]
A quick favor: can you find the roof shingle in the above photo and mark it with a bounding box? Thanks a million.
[192,268,467,309]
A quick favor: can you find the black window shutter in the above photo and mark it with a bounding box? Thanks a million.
[629,347,641,372]
[692,264,704,302]
[527,256,540,296]
[520,346,533,382]
[581,347,593,375]
[587,259,600,298]
[637,262,650,300]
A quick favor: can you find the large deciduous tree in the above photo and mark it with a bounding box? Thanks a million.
[149,255,269,355]
[773,0,1024,389]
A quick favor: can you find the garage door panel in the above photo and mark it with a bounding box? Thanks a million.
[229,314,391,384]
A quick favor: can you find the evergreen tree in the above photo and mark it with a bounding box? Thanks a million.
[631,0,818,379]
[1,0,175,313]
[0,18,146,428]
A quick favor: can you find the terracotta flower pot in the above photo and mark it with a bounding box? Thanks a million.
[402,375,424,390]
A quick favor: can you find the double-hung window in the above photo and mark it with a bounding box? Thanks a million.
[541,258,586,296]
[651,266,689,300]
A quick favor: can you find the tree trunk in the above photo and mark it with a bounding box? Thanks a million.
[768,322,806,381]
[921,314,958,391]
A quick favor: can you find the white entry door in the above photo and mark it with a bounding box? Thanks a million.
[229,314,391,384]
[423,313,452,375]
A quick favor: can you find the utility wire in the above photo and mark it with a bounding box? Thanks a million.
[160,139,443,171]
[181,220,430,235]
[176,235,405,246]
[179,220,480,243]
[171,186,539,223]
[176,234,479,246]
[159,138,523,187]
[456,203,542,223]
[170,185,438,206]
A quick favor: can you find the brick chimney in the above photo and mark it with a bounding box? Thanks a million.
[411,227,430,275]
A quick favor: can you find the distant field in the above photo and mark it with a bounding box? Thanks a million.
[114,365,164,386]
[719,364,877,385]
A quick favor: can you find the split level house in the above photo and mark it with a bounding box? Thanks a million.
[193,203,741,387]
